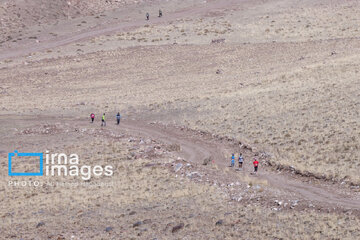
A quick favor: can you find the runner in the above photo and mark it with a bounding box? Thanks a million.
[253,158,259,173]
[159,9,162,17]
[230,153,235,167]
[116,112,121,125]
[146,12,149,21]
[238,153,244,169]
[101,113,106,127]
[90,113,95,123]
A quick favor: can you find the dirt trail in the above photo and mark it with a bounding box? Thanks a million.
[116,119,360,210]
[0,0,241,61]
[1,114,359,210]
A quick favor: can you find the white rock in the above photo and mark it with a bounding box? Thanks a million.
[187,172,201,178]
[174,163,183,172]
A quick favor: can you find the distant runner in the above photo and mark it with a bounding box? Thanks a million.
[230,153,235,167]
[158,9,162,17]
[253,158,259,173]
[90,113,95,123]
[238,153,244,169]
[116,112,121,125]
[146,12,149,20]
[101,113,106,127]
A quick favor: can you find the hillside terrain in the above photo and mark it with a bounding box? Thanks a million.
[0,0,359,239]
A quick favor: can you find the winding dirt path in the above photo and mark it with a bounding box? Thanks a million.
[1,114,359,211]
[0,0,241,61]
[1,0,359,211]
[117,119,360,210]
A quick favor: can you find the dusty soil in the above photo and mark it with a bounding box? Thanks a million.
[0,0,359,239]
[1,115,360,239]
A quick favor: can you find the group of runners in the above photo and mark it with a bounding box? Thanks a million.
[90,112,260,173]
[146,9,162,20]
[231,153,259,173]
[90,112,121,126]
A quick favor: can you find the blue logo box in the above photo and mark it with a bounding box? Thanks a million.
[8,150,43,176]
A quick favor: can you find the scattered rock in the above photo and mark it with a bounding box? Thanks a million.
[171,223,184,233]
[186,172,201,179]
[36,221,45,228]
[291,200,299,208]
[129,211,136,215]
[202,157,212,165]
[143,219,152,224]
[144,146,155,155]
[133,221,143,228]
[216,69,223,74]
[211,38,225,44]
[166,144,180,152]
[215,220,223,226]
[231,196,242,202]
[174,163,183,172]
[144,163,159,167]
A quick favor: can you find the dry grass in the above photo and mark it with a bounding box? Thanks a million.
[1,0,360,238]
[1,133,359,239]
[1,40,359,183]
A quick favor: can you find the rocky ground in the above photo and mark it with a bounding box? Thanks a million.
[1,0,360,239]
[1,116,360,239]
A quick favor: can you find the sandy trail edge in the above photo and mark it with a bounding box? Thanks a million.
[117,119,360,210]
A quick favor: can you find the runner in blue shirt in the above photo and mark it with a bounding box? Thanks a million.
[231,153,235,167]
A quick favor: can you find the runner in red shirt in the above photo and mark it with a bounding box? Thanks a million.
[253,158,259,173]
[90,113,95,123]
